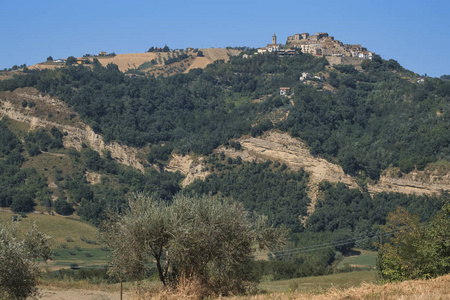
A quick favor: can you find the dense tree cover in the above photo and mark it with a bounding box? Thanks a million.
[186,160,310,233]
[1,53,449,179]
[54,197,74,215]
[1,53,450,286]
[0,120,22,156]
[60,148,183,224]
[280,59,450,179]
[101,193,286,295]
[24,127,63,156]
[0,121,47,212]
[0,53,326,157]
[251,231,343,281]
[305,182,446,249]
[377,203,450,282]
[0,118,184,223]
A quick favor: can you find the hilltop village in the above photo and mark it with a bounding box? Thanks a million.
[258,32,375,61]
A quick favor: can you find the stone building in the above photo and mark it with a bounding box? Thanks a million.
[286,32,374,59]
[258,33,283,53]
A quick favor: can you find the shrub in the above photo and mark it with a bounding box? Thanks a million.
[54,198,74,216]
[0,223,52,299]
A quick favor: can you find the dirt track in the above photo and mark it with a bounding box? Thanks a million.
[39,288,131,300]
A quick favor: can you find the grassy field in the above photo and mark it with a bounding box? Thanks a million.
[0,210,109,268]
[48,247,110,269]
[336,249,377,270]
[258,270,377,293]
[228,273,450,300]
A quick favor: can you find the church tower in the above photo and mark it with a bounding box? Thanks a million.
[272,33,277,44]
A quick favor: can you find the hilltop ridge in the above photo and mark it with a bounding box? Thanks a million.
[29,48,241,75]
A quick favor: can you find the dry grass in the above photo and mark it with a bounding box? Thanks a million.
[93,53,161,72]
[130,276,208,300]
[37,274,450,300]
[226,274,450,300]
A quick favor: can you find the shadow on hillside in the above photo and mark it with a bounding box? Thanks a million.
[344,249,361,257]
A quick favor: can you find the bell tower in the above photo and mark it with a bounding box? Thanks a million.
[272,33,277,44]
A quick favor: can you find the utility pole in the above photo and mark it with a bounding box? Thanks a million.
[120,271,123,300]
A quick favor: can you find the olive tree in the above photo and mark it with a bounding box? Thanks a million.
[101,193,172,285]
[101,193,286,295]
[0,222,52,300]
[377,203,450,282]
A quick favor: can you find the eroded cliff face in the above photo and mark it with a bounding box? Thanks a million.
[165,154,210,187]
[216,131,450,215]
[0,88,145,171]
[217,131,359,215]
[369,167,450,196]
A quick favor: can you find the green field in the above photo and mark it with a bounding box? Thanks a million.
[337,249,377,270]
[0,210,109,268]
[259,270,377,293]
[258,249,378,293]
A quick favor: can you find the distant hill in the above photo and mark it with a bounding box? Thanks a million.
[0,45,448,252]
[29,48,241,75]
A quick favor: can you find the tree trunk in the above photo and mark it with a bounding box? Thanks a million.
[163,250,170,278]
[156,256,166,286]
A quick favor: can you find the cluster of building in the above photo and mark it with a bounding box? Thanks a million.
[257,32,375,60]
[257,34,295,56]
[286,32,374,59]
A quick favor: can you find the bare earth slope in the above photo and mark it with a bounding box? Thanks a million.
[92,53,160,72]
[184,48,241,72]
[172,131,450,216]
[0,87,146,171]
[29,48,241,73]
[164,154,210,187]
[218,131,450,196]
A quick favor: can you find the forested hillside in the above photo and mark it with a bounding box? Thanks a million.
[2,52,449,180]
[1,50,449,280]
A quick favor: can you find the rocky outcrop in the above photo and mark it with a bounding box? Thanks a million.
[370,168,450,196]
[218,131,359,215]
[165,154,210,187]
[217,131,450,216]
[0,88,145,171]
[85,171,102,185]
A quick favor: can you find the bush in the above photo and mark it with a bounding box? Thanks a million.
[10,195,35,213]
[0,223,52,299]
[54,198,74,216]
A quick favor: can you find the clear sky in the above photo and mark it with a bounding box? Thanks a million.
[1,0,449,77]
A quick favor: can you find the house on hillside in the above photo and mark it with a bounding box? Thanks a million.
[300,72,310,81]
[77,58,87,64]
[277,49,296,56]
[98,51,107,56]
[280,87,291,96]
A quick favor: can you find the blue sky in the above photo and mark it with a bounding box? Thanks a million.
[1,0,449,77]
